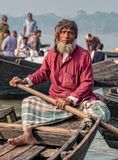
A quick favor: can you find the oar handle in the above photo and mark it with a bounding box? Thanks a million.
[17,84,56,104]
[17,84,87,119]
[17,84,118,135]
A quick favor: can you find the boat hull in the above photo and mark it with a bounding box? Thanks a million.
[0,106,100,160]
[99,93,118,149]
[93,59,118,87]
[0,56,50,99]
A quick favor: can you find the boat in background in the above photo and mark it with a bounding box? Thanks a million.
[1,55,118,99]
[103,51,118,58]
[99,88,118,149]
[0,55,50,99]
[93,59,118,86]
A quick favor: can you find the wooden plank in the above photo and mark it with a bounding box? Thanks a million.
[14,145,46,160]
[0,122,76,146]
[0,145,33,160]
[0,143,8,151]
[0,144,16,157]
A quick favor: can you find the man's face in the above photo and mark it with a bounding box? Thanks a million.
[59,28,76,44]
[3,32,8,38]
[27,13,32,20]
[2,16,7,23]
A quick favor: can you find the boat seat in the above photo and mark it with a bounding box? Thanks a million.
[0,105,17,123]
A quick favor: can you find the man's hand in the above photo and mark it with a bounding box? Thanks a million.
[9,76,27,87]
[55,98,74,110]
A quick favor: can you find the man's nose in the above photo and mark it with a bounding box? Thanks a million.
[64,32,69,38]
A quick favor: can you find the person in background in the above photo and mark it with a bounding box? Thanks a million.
[16,33,24,51]
[28,30,50,56]
[8,19,110,146]
[15,36,31,57]
[11,30,17,50]
[85,33,93,52]
[97,43,104,51]
[89,42,106,63]
[85,34,101,53]
[23,12,37,37]
[0,15,9,50]
[1,30,16,56]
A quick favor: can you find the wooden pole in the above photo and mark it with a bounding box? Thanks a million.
[17,84,118,135]
[17,84,87,119]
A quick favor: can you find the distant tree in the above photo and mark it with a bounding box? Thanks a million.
[77,10,87,16]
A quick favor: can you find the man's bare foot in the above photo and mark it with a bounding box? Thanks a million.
[7,134,40,146]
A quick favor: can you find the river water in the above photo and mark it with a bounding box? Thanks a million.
[0,98,118,160]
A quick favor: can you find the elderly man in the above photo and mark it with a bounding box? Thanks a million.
[8,19,110,146]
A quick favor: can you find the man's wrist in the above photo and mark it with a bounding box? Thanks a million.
[23,78,28,85]
[67,96,79,105]
[66,98,74,106]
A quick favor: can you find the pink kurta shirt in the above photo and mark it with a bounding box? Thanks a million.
[28,45,97,105]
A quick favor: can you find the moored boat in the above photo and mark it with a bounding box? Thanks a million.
[103,51,118,58]
[0,105,100,160]
[1,55,118,100]
[0,55,50,99]
[93,59,118,86]
[99,88,118,149]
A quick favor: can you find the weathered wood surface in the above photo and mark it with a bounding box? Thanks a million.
[0,106,81,146]
[63,118,100,160]
[0,105,100,159]
[0,106,17,123]
[0,143,46,160]
[47,123,86,160]
[0,123,76,146]
[93,60,118,86]
[93,60,116,72]
[0,119,100,160]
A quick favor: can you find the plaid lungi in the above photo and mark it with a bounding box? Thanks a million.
[80,100,110,122]
[21,96,73,129]
[21,96,110,129]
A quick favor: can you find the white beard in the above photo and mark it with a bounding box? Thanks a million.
[56,40,76,54]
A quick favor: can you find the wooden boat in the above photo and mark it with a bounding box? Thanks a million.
[103,51,118,58]
[93,59,118,86]
[99,89,118,149]
[0,105,100,160]
[0,55,50,99]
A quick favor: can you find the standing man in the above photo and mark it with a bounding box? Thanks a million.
[23,12,37,37]
[8,19,110,146]
[0,15,9,50]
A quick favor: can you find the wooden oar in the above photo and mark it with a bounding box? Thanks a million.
[17,84,118,135]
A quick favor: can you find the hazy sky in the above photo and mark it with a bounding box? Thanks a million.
[0,0,117,17]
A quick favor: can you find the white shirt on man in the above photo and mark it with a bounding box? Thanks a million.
[24,19,37,37]
[2,35,16,56]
